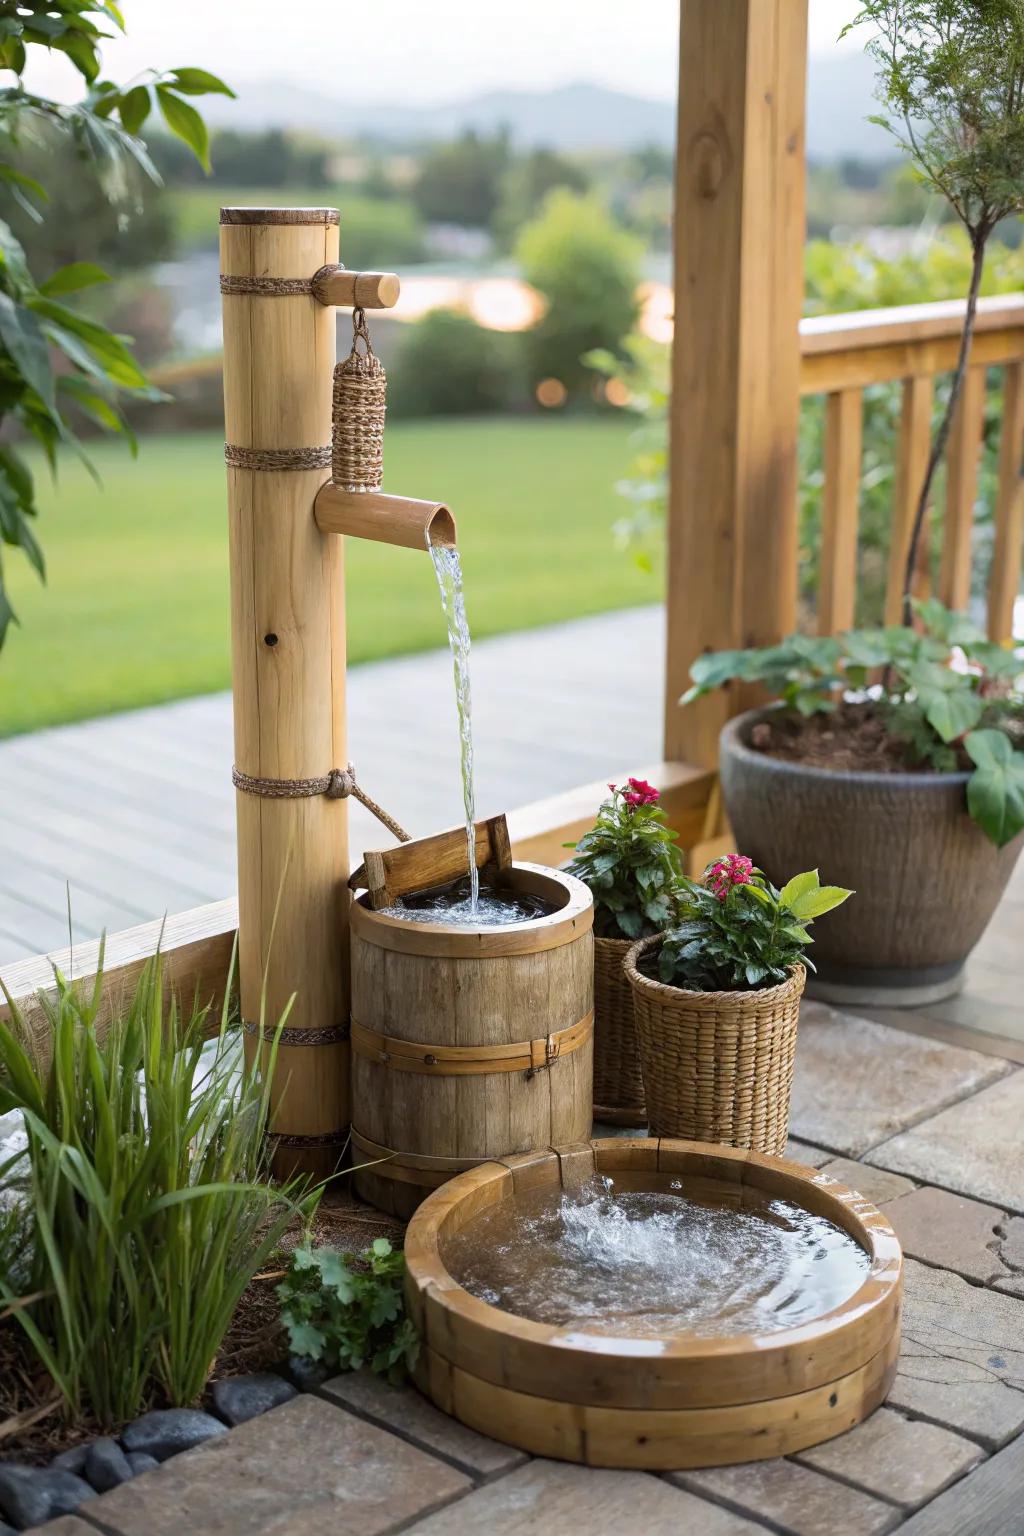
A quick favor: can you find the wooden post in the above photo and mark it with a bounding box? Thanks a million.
[220,207,348,1179]
[665,0,808,767]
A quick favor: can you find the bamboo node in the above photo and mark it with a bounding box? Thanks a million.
[331,307,387,491]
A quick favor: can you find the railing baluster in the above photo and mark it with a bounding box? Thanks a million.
[885,376,934,625]
[940,365,987,612]
[819,388,863,635]
[987,360,1024,643]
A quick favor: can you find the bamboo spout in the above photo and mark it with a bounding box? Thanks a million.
[314,485,457,550]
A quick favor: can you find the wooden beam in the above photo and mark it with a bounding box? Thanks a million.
[665,0,808,767]
[508,762,717,867]
[0,900,238,1054]
[885,375,935,626]
[940,365,987,612]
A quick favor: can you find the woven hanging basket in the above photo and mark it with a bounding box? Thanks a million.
[332,308,387,491]
[592,934,647,1126]
[623,935,805,1156]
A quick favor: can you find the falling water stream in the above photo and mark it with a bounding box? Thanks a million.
[443,1176,870,1338]
[428,539,479,912]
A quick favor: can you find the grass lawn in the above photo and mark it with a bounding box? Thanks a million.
[0,417,660,738]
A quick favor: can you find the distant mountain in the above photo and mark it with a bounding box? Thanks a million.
[206,55,892,161]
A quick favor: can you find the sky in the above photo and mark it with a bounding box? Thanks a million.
[25,1,864,107]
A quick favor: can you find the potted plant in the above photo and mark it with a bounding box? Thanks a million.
[686,601,1024,1003]
[623,857,851,1154]
[567,778,682,1125]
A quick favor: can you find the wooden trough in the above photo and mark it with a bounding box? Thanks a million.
[404,1139,902,1470]
[349,822,595,1217]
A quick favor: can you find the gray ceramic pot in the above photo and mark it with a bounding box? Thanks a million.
[718,708,1023,1007]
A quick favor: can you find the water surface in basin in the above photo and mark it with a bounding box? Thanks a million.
[442,1176,870,1338]
[381,877,556,928]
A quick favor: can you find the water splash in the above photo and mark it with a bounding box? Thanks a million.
[443,1176,869,1338]
[428,540,478,909]
[382,877,553,928]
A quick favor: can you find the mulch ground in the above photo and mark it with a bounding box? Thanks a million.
[0,1187,407,1467]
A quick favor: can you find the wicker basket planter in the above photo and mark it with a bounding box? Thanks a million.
[623,935,805,1155]
[592,934,646,1126]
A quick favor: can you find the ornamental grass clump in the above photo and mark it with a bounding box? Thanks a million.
[656,858,853,993]
[566,778,683,940]
[0,945,308,1427]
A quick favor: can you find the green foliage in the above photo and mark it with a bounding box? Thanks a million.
[657,860,852,992]
[683,598,1024,848]
[585,334,669,569]
[412,128,511,228]
[566,779,683,940]
[391,308,521,418]
[845,1,1024,235]
[277,1238,419,1383]
[965,726,1024,846]
[517,191,642,397]
[492,147,589,249]
[0,944,307,1425]
[0,1,231,648]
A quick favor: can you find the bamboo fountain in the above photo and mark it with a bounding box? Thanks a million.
[220,206,458,1178]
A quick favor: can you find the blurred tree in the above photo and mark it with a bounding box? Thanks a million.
[0,1,232,647]
[150,127,329,188]
[516,190,641,398]
[3,124,172,272]
[492,147,588,248]
[390,308,521,417]
[412,128,511,227]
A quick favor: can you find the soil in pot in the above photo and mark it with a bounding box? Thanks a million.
[719,704,1024,1007]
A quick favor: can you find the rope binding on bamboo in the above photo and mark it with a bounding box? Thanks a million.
[232,761,410,843]
[332,306,387,491]
[224,443,331,472]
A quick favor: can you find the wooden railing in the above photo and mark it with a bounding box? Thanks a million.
[800,294,1024,640]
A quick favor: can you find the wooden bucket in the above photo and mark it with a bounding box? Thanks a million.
[349,820,594,1217]
[405,1140,903,1470]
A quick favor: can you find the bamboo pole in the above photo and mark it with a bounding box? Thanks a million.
[220,207,349,1180]
[311,267,401,309]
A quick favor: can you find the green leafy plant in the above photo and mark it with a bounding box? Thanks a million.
[277,1238,419,1384]
[656,857,852,992]
[566,778,683,940]
[0,944,307,1425]
[0,1,233,646]
[846,0,1024,621]
[682,599,1024,848]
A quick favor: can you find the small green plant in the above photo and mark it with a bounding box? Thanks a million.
[566,778,683,940]
[656,857,852,992]
[277,1238,419,1383]
[0,944,307,1425]
[683,599,1024,848]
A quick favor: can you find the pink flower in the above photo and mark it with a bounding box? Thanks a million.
[624,777,660,808]
[706,853,754,901]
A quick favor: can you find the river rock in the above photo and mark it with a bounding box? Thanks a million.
[120,1407,227,1461]
[284,1353,329,1391]
[0,1463,95,1528]
[211,1373,297,1426]
[85,1436,134,1492]
[50,1447,87,1476]
[126,1451,160,1475]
